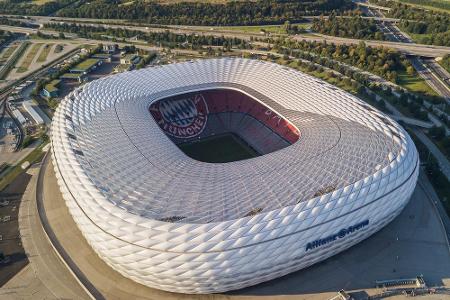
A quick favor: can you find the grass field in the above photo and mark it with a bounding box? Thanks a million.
[406,32,436,44]
[0,42,29,80]
[36,43,53,63]
[397,70,439,97]
[32,0,57,4]
[16,43,43,73]
[155,0,247,3]
[0,142,46,191]
[179,133,259,163]
[0,45,18,64]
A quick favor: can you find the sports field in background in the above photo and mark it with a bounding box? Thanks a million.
[178,133,259,163]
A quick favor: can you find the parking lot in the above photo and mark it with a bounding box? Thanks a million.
[0,171,31,286]
[0,115,18,158]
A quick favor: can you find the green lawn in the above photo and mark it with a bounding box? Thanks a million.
[179,133,259,163]
[407,32,435,44]
[32,0,57,4]
[0,142,46,191]
[0,42,29,80]
[395,0,450,13]
[16,43,43,73]
[397,70,439,97]
[37,43,53,63]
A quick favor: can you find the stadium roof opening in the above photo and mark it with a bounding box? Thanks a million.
[149,89,300,163]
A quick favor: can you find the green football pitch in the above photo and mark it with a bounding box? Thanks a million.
[178,133,259,163]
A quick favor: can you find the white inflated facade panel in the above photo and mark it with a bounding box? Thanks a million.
[51,58,419,294]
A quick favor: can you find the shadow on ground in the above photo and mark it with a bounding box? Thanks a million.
[228,183,450,296]
[0,172,32,286]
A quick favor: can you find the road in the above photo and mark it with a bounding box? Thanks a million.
[293,34,450,58]
[1,20,450,58]
[371,14,450,180]
[422,58,450,100]
[411,57,450,101]
[369,7,450,103]
[418,170,450,243]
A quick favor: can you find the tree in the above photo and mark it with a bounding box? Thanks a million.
[283,20,291,32]
[429,126,446,141]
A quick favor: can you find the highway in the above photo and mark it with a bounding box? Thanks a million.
[385,22,450,102]
[293,34,450,57]
[1,19,450,58]
[368,6,450,103]
[365,5,450,179]
[411,57,450,101]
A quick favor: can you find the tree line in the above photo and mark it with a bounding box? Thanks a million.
[274,39,410,83]
[44,23,251,50]
[54,0,353,26]
[0,0,80,16]
[0,30,17,46]
[0,17,39,29]
[311,14,385,40]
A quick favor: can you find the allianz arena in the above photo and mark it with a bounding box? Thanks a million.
[51,58,419,294]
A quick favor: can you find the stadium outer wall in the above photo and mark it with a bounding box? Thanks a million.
[52,151,418,293]
[50,58,419,294]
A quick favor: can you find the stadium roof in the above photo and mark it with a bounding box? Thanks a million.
[52,58,407,224]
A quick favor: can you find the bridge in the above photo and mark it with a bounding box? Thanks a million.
[353,1,391,12]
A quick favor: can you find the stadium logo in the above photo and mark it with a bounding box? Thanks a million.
[305,219,369,251]
[150,94,208,138]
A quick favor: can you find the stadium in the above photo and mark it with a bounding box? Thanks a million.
[51,58,419,294]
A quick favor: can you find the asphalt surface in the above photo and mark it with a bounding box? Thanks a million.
[418,170,450,243]
[421,59,450,101]
[0,172,31,286]
[411,57,450,101]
